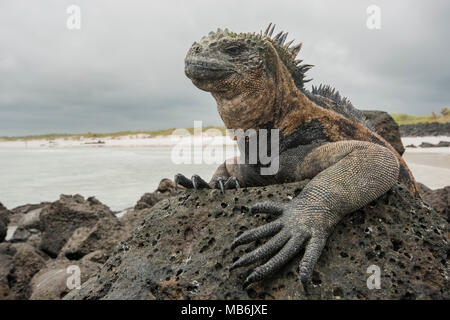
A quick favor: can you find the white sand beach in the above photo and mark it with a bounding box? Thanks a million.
[0,134,236,149]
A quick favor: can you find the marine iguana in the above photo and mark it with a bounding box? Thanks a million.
[174,24,420,288]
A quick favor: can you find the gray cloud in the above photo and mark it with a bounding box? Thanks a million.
[0,0,449,136]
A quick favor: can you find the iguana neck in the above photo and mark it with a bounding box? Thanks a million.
[212,52,309,133]
[212,74,328,143]
[211,69,278,131]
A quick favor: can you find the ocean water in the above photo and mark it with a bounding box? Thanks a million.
[0,144,448,211]
[0,146,221,211]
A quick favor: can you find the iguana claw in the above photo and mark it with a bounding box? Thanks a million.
[218,179,225,194]
[174,173,193,190]
[191,174,210,190]
[224,177,240,190]
[174,173,240,194]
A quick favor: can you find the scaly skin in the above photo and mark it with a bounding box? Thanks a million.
[174,24,420,289]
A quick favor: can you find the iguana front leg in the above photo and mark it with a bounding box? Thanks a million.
[174,157,240,194]
[230,141,400,288]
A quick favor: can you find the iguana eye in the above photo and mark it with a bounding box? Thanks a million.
[223,45,244,56]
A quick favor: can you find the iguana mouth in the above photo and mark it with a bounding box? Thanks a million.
[185,57,234,80]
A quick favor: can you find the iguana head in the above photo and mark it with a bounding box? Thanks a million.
[185,24,313,130]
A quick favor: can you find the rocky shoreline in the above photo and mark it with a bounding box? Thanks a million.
[1,177,448,300]
[405,141,450,149]
[0,179,177,299]
[399,122,450,137]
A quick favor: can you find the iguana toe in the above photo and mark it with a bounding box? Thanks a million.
[211,176,227,194]
[230,231,290,271]
[298,236,327,286]
[224,176,240,190]
[174,173,193,189]
[230,221,282,250]
[211,176,241,194]
[242,235,306,287]
[250,201,284,215]
[191,174,211,190]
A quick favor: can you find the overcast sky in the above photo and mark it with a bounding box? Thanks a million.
[0,0,449,136]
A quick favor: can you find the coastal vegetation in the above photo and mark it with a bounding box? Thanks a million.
[391,107,449,125]
[1,109,448,141]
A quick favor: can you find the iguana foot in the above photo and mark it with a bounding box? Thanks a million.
[230,201,331,289]
[174,173,240,194]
